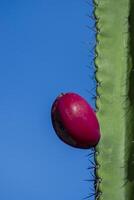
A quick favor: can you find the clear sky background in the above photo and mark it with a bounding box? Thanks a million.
[0,1,96,200]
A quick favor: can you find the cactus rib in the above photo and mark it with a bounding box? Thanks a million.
[94,0,134,199]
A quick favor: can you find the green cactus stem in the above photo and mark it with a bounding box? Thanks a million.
[94,0,134,199]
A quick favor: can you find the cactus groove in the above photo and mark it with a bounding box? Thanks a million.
[94,0,134,199]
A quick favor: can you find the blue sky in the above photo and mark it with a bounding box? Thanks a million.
[0,1,96,199]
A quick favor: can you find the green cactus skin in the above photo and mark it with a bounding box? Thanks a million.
[94,0,134,199]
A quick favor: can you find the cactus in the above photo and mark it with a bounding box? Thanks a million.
[94,0,134,199]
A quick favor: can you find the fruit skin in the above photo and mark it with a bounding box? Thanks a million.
[51,92,101,149]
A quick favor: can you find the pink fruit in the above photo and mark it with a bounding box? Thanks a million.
[51,92,101,149]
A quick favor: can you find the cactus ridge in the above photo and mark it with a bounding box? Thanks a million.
[93,0,134,199]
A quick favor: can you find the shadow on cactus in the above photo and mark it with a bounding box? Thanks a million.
[126,0,134,198]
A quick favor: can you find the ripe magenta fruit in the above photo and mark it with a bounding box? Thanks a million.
[51,92,101,149]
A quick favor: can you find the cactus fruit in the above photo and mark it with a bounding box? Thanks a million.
[51,92,101,149]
